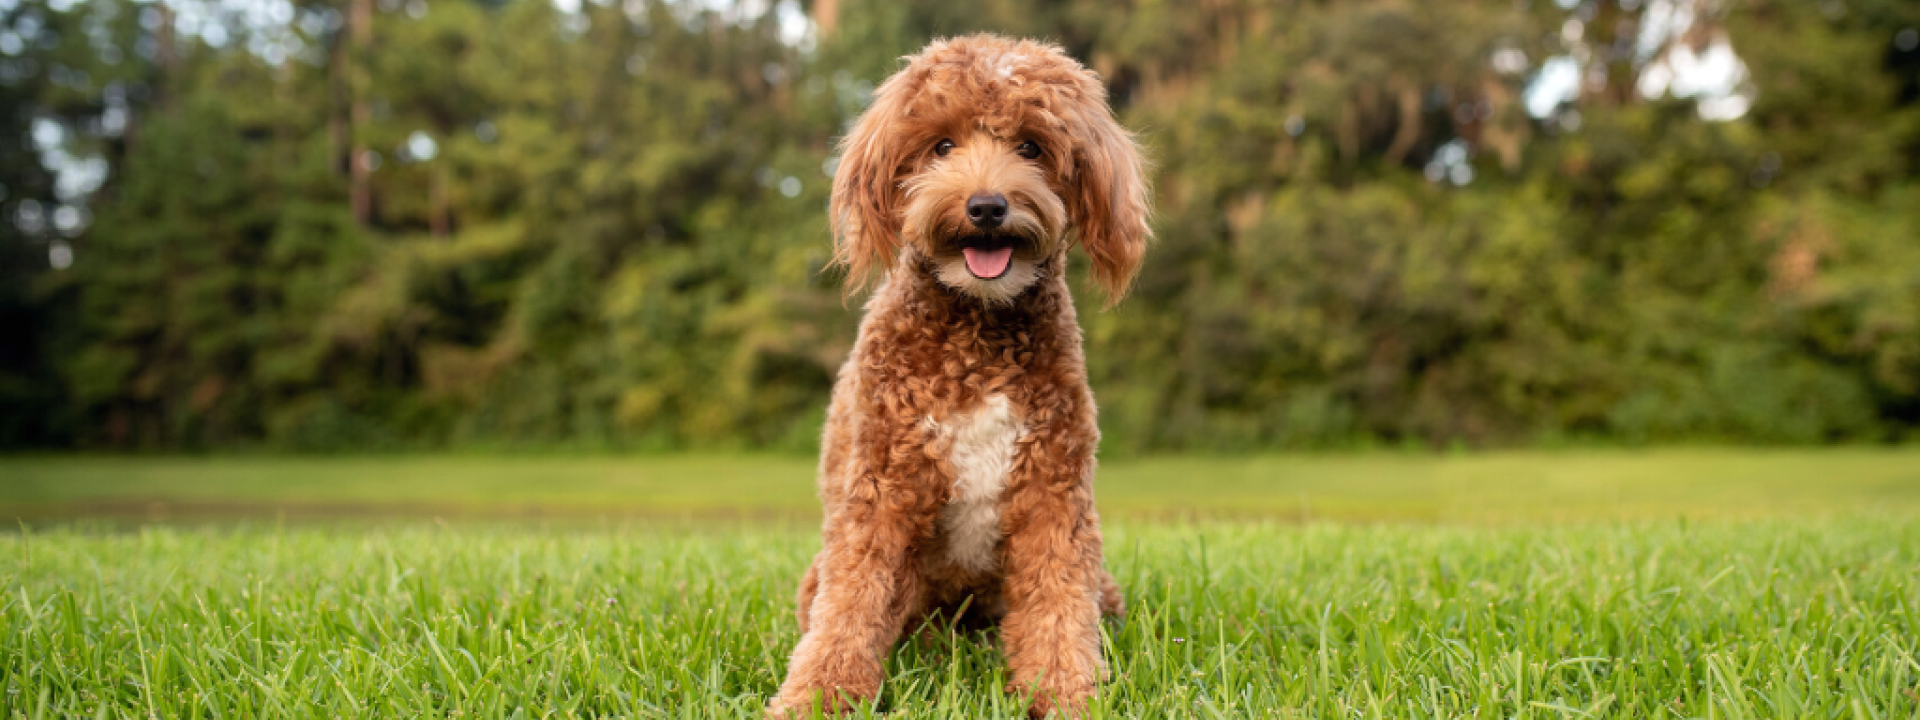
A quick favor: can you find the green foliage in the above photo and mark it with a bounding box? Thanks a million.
[5,0,1920,450]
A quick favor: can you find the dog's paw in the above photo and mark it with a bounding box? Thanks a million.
[1023,691,1093,719]
[1010,677,1095,720]
[767,683,871,719]
[764,695,828,720]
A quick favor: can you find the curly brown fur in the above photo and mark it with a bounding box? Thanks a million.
[769,35,1149,719]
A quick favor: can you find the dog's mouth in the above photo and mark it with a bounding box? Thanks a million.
[957,236,1016,280]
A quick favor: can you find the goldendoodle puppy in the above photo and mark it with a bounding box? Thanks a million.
[769,34,1150,719]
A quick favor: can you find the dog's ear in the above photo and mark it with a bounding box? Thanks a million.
[1068,95,1152,307]
[828,70,918,296]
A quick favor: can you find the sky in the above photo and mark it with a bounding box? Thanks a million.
[1523,0,1751,122]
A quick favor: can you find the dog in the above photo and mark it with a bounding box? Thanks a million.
[767,35,1150,719]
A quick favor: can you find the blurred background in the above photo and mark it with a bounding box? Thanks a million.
[3,0,1919,457]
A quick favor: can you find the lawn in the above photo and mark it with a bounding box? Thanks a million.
[5,448,1920,521]
[2,452,1919,718]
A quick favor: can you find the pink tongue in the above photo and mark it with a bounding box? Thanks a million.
[963,247,1013,278]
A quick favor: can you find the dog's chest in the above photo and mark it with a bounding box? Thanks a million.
[925,394,1024,575]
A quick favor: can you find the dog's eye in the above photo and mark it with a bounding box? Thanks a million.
[1016,141,1041,159]
[934,139,955,157]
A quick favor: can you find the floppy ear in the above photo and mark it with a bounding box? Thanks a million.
[828,69,919,296]
[1069,95,1152,306]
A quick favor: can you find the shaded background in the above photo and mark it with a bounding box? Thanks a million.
[4,0,1919,454]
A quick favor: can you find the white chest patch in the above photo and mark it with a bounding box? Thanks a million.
[927,395,1024,575]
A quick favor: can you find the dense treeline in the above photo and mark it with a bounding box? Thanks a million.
[3,0,1918,452]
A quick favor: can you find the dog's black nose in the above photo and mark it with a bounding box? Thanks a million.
[966,192,1008,229]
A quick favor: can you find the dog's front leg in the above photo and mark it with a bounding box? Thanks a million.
[769,482,928,717]
[999,458,1106,719]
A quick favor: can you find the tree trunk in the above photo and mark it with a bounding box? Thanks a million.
[329,31,348,178]
[1383,79,1423,167]
[813,0,837,40]
[349,0,373,227]
[153,4,174,107]
[429,164,449,238]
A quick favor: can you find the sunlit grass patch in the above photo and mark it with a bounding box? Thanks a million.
[6,448,1919,522]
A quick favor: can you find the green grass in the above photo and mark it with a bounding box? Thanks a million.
[3,452,1919,717]
[4,519,1918,718]
[6,448,1920,521]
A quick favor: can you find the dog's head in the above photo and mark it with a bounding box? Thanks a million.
[830,35,1151,306]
